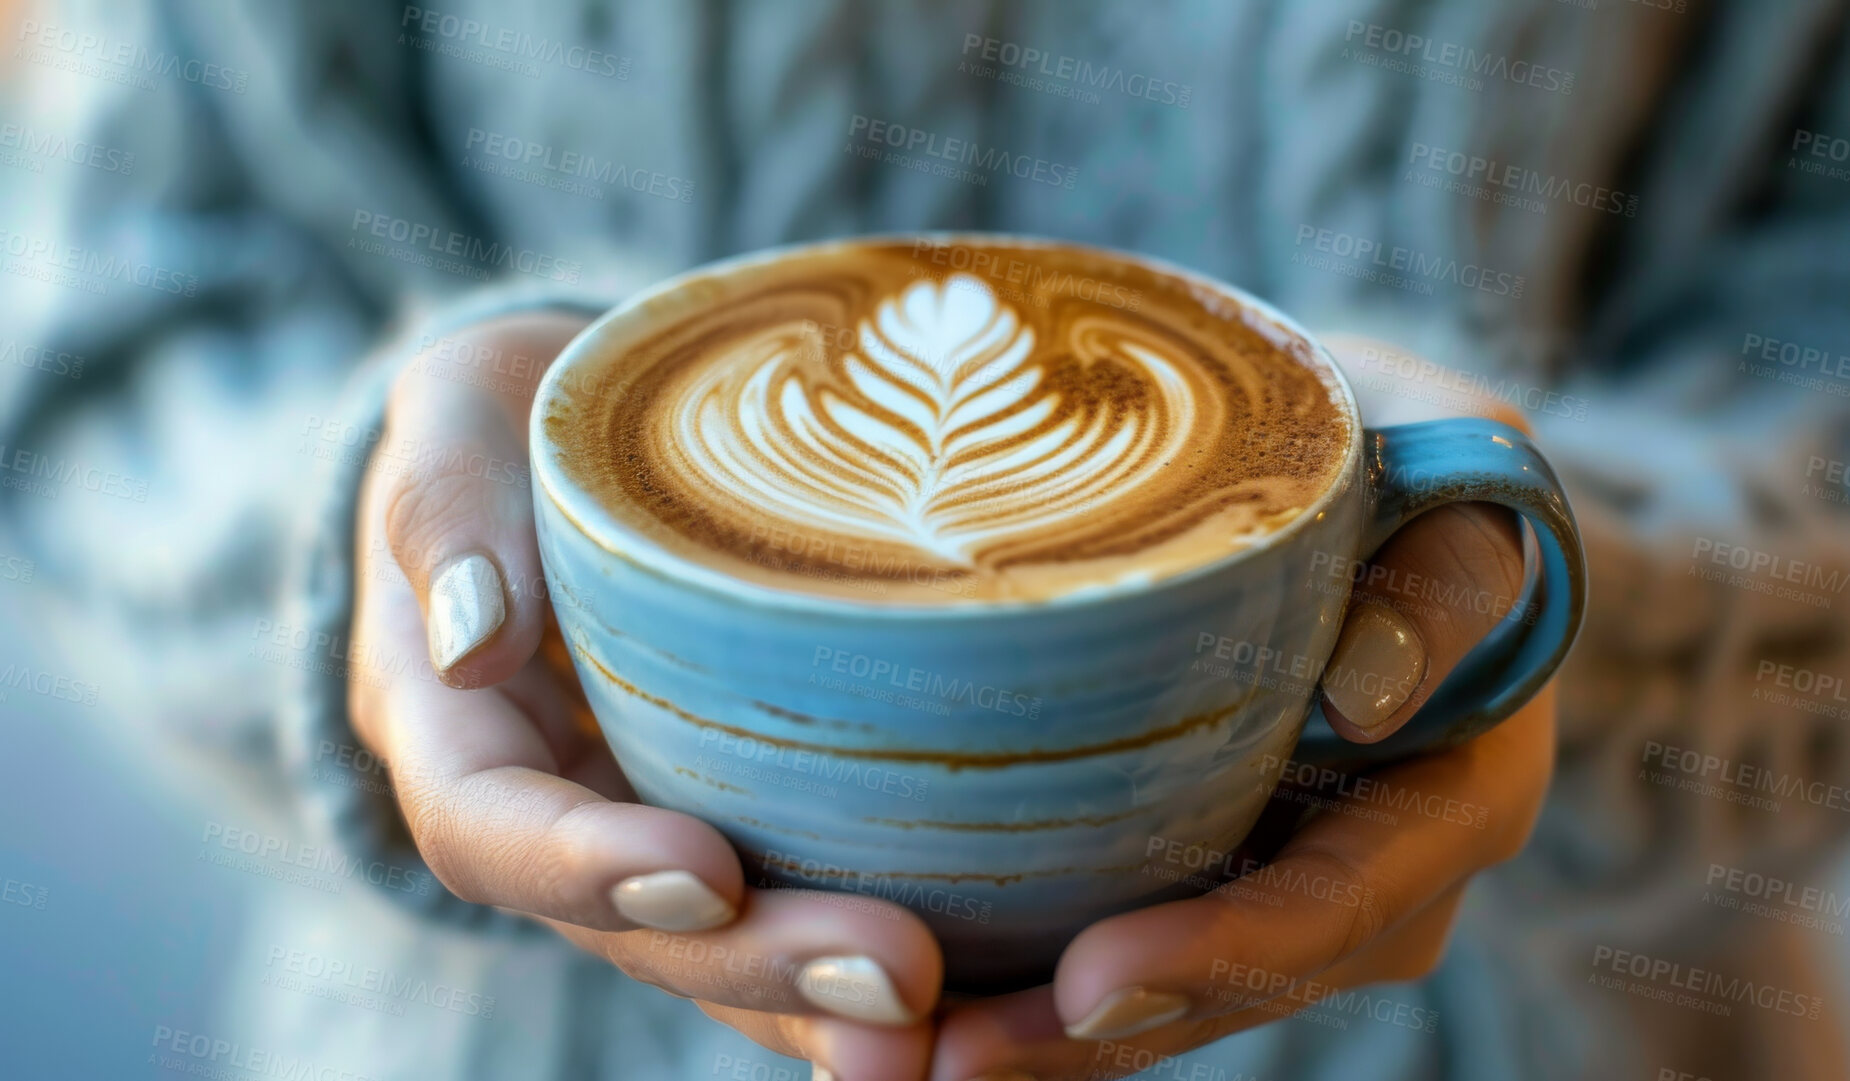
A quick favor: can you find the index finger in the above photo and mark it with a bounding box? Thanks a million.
[367,653,942,1024]
[350,465,941,1025]
[349,447,748,933]
[380,311,587,688]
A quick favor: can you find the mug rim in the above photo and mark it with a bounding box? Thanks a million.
[530,232,1364,620]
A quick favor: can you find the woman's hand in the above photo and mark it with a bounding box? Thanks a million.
[346,312,941,1081]
[927,337,1558,1081]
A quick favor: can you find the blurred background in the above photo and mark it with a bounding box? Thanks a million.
[3,1,1850,1078]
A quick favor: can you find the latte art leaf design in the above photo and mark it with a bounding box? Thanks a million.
[671,274,1198,565]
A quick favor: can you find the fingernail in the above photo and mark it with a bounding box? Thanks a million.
[429,553,505,672]
[1323,603,1426,731]
[796,955,916,1026]
[610,870,735,932]
[1063,986,1190,1040]
[811,1068,834,1081]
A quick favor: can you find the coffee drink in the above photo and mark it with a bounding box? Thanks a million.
[545,238,1352,603]
[535,235,1585,985]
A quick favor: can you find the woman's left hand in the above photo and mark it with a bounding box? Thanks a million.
[926,339,1558,1081]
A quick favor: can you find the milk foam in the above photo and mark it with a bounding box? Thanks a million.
[544,239,1352,604]
[669,274,1199,566]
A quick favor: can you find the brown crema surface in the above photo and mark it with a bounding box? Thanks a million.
[544,239,1351,604]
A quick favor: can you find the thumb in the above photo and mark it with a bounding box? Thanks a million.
[1319,501,1528,742]
[378,310,591,688]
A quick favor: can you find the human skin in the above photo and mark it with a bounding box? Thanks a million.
[346,314,1550,1081]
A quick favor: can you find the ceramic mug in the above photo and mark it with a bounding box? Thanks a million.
[530,235,1587,989]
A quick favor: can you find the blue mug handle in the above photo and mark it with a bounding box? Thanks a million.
[1294,418,1588,769]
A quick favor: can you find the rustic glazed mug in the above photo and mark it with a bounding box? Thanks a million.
[530,235,1587,988]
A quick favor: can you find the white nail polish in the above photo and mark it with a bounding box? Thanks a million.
[429,553,505,671]
[1063,986,1190,1040]
[1323,604,1426,731]
[610,870,736,931]
[796,955,916,1026]
[810,1068,834,1081]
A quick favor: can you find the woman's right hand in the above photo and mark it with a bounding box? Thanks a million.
[346,311,941,1081]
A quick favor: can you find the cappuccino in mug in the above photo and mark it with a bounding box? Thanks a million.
[532,235,1585,986]
[545,239,1351,603]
